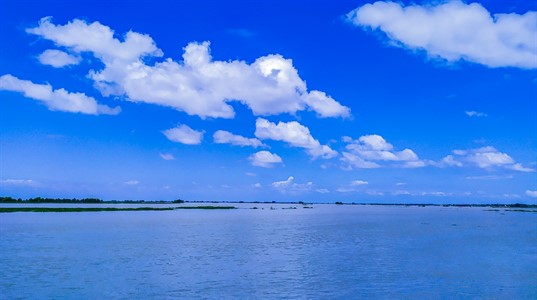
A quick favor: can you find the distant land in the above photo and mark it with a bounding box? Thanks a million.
[1,196,535,209]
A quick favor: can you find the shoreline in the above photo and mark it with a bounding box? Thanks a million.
[1,197,535,209]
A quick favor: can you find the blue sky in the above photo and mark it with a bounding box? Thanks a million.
[1,0,536,203]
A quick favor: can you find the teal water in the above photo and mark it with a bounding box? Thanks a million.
[1,205,536,299]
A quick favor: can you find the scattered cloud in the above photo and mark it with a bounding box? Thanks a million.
[439,155,464,167]
[162,125,204,145]
[347,1,537,69]
[0,74,120,115]
[27,17,350,119]
[271,176,313,194]
[213,130,265,148]
[335,180,370,193]
[255,118,337,159]
[159,153,175,160]
[37,49,80,67]
[316,188,330,194]
[341,134,426,169]
[124,180,139,185]
[508,163,535,172]
[526,190,537,198]
[0,179,37,186]
[249,150,283,168]
[365,190,384,196]
[395,182,406,186]
[438,146,534,172]
[253,182,262,188]
[392,190,453,197]
[465,111,488,117]
[466,175,513,180]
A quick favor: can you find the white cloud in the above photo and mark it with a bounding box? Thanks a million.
[420,191,449,197]
[272,176,294,188]
[213,130,265,148]
[470,150,511,167]
[27,17,350,118]
[508,163,535,173]
[124,180,139,185]
[159,153,175,160]
[465,111,488,117]
[439,146,534,172]
[365,190,384,196]
[249,150,283,168]
[340,152,380,169]
[342,136,353,143]
[38,49,80,67]
[255,118,337,159]
[162,125,204,145]
[0,179,37,186]
[316,188,330,194]
[335,180,369,192]
[271,176,313,193]
[526,190,537,198]
[0,74,120,115]
[439,155,464,167]
[253,182,262,188]
[342,134,425,169]
[466,175,513,180]
[348,1,537,69]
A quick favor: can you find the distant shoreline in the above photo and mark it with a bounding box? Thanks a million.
[1,197,535,209]
[0,206,237,213]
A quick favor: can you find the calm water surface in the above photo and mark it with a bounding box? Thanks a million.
[1,205,536,299]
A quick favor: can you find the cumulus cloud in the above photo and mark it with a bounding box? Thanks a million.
[255,118,337,159]
[162,125,204,145]
[438,146,534,172]
[159,153,175,160]
[37,49,80,67]
[526,190,537,198]
[465,111,488,117]
[271,176,313,193]
[351,180,368,186]
[0,74,120,115]
[341,134,426,169]
[27,17,349,119]
[347,1,537,69]
[213,130,265,148]
[249,150,283,168]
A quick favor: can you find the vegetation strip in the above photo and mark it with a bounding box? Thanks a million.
[0,206,236,213]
